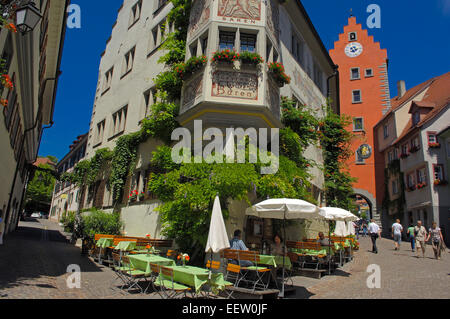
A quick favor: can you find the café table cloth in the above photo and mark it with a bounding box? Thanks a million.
[96,237,114,248]
[114,241,137,251]
[161,265,231,294]
[258,255,292,270]
[127,254,176,275]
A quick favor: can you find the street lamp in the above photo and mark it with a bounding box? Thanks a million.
[14,1,42,34]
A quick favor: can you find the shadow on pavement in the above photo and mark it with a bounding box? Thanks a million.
[0,221,105,292]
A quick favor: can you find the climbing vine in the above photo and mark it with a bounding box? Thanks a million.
[382,159,405,216]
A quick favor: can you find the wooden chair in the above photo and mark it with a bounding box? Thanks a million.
[153,266,191,299]
[238,251,271,292]
[120,255,148,293]
[166,249,178,261]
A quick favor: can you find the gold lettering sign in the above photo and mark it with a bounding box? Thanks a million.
[212,71,258,100]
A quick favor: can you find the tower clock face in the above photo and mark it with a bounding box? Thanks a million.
[345,42,363,58]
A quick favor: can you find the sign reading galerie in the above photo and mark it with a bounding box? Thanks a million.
[212,71,258,100]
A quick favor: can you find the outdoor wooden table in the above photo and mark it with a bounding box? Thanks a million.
[130,249,161,255]
[258,255,292,270]
[127,254,176,275]
[162,265,231,294]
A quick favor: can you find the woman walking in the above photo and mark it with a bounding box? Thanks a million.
[426,222,444,260]
[407,224,415,252]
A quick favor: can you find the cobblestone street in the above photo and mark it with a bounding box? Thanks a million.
[1,219,449,299]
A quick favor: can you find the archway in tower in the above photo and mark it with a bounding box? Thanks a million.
[350,193,374,221]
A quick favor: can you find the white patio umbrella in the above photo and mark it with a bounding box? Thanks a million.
[319,207,359,222]
[347,221,356,236]
[334,221,349,236]
[245,198,320,298]
[205,196,230,254]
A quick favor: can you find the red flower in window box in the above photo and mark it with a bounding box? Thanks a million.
[428,142,441,148]
[434,179,448,186]
[416,182,427,189]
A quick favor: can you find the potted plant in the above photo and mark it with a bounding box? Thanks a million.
[416,182,427,189]
[211,49,239,65]
[268,62,291,87]
[128,190,138,203]
[239,51,264,66]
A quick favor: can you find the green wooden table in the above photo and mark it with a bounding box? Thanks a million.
[127,254,176,275]
[258,255,292,270]
[114,241,137,251]
[96,237,114,248]
[162,265,231,294]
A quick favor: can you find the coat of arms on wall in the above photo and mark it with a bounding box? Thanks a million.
[218,0,261,21]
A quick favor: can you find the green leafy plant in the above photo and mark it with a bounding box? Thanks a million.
[268,62,291,86]
[239,51,264,65]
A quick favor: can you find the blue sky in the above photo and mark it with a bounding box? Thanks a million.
[39,0,450,161]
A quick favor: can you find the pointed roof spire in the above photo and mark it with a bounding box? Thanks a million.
[350,8,353,17]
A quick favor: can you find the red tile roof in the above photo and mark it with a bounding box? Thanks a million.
[33,157,56,167]
[393,71,450,145]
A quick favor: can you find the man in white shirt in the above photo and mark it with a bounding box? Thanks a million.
[391,219,404,251]
[368,219,381,254]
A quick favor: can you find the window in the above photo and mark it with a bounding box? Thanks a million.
[111,106,128,137]
[447,140,450,158]
[122,47,135,77]
[201,36,208,55]
[102,68,113,92]
[291,34,304,66]
[416,167,426,184]
[219,31,235,51]
[95,120,105,146]
[383,124,389,139]
[352,90,362,103]
[392,180,399,195]
[156,0,168,11]
[240,33,256,52]
[129,0,142,28]
[401,143,409,156]
[190,43,198,57]
[349,32,357,41]
[413,111,420,125]
[433,164,444,181]
[351,68,360,80]
[410,136,420,150]
[143,88,157,118]
[427,132,437,145]
[393,148,398,160]
[365,68,373,77]
[407,173,416,188]
[313,62,323,90]
[353,118,364,131]
[149,20,166,52]
[388,151,394,163]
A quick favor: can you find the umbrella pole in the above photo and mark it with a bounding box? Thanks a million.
[328,220,331,275]
[279,208,287,298]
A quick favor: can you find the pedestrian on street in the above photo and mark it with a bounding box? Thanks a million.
[354,221,360,240]
[368,219,381,254]
[407,224,416,252]
[414,221,427,258]
[362,222,368,237]
[391,219,403,251]
[426,222,444,260]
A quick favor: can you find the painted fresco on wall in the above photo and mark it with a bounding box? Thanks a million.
[183,75,203,110]
[266,0,279,42]
[188,0,211,38]
[218,0,261,21]
[212,71,258,100]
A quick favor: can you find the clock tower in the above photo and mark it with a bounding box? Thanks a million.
[329,16,391,220]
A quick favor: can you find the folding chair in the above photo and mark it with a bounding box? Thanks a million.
[111,252,128,290]
[153,265,191,299]
[120,256,148,293]
[166,249,178,261]
[239,251,271,292]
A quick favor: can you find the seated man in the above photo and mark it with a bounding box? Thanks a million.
[317,232,331,247]
[229,230,253,267]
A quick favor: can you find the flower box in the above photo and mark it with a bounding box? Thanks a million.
[211,49,239,64]
[416,182,427,189]
[268,62,291,87]
[434,179,448,186]
[428,142,441,148]
[239,51,264,66]
[175,55,207,81]
[407,185,416,192]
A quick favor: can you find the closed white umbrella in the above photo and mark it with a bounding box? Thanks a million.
[205,196,230,254]
[347,221,356,236]
[334,221,349,236]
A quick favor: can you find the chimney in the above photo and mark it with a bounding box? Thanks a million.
[397,80,406,98]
